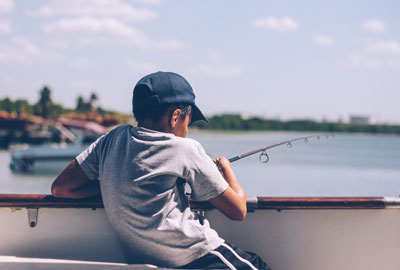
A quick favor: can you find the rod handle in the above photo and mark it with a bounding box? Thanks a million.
[228,156,240,163]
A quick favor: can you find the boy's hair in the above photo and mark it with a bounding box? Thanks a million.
[134,104,192,124]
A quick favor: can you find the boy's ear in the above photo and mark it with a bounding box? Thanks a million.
[170,108,182,128]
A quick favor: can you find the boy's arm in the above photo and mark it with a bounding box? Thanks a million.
[51,159,101,199]
[208,157,247,221]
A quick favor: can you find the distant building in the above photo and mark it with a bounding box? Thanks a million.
[349,115,370,125]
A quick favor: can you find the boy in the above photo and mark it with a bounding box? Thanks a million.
[51,71,270,269]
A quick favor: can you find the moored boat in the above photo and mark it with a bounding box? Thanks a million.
[8,119,108,173]
[1,194,400,270]
[9,142,85,173]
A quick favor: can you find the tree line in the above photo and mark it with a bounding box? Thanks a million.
[191,114,400,135]
[0,86,117,119]
[2,87,399,134]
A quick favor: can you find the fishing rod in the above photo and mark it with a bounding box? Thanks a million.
[228,134,334,164]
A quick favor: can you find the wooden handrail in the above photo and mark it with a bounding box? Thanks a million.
[0,194,104,208]
[256,197,387,209]
[0,194,397,210]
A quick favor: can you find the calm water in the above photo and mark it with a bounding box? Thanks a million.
[1,131,399,197]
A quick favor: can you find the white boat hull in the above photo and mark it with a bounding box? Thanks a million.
[1,196,400,270]
[207,209,400,270]
[0,208,124,263]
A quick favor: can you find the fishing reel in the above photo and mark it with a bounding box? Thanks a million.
[259,150,269,163]
[258,140,297,163]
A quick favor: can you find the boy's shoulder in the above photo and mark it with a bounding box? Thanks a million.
[108,126,205,156]
[172,136,207,160]
[170,134,201,148]
[94,125,133,148]
[102,125,133,139]
[109,124,132,133]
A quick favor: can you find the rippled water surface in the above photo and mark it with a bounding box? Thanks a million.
[1,131,399,197]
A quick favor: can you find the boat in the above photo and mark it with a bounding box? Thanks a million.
[1,194,399,270]
[0,116,76,149]
[9,141,84,173]
[58,118,109,144]
[8,119,108,173]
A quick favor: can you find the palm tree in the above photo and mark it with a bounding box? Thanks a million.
[34,86,54,119]
[89,92,98,111]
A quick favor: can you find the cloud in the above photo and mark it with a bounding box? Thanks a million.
[66,58,95,70]
[339,40,400,69]
[43,17,149,46]
[189,64,242,78]
[132,0,163,5]
[253,16,299,32]
[43,17,185,50]
[387,58,400,69]
[0,35,92,68]
[206,51,224,64]
[0,20,12,34]
[28,0,157,23]
[125,59,159,75]
[12,37,40,55]
[365,40,400,55]
[32,1,184,50]
[339,52,400,69]
[0,0,13,14]
[0,36,40,63]
[153,39,186,50]
[313,35,334,46]
[361,19,387,33]
[68,79,98,90]
[342,55,384,69]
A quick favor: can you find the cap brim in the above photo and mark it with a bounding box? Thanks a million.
[191,104,208,124]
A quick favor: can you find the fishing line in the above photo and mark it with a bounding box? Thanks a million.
[228,134,334,164]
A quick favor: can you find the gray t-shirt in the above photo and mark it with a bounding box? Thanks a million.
[76,125,228,267]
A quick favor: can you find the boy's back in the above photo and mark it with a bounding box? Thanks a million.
[77,125,228,266]
[52,71,270,269]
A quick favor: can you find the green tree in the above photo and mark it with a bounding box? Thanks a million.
[14,99,31,116]
[34,86,54,119]
[76,96,86,113]
[97,106,105,116]
[0,98,13,113]
[52,104,64,118]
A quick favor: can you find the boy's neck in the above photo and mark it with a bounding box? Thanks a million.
[139,117,172,134]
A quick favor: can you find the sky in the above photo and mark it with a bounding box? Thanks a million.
[0,0,399,124]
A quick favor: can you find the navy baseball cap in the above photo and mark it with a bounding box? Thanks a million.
[132,71,208,123]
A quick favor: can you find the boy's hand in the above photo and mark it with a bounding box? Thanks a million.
[213,157,232,176]
[210,157,247,221]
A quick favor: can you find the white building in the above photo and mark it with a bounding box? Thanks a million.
[349,115,370,125]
